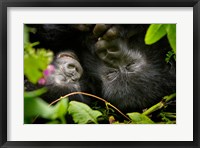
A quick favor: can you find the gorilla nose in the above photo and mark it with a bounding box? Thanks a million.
[62,61,83,81]
[65,63,81,75]
[63,63,78,77]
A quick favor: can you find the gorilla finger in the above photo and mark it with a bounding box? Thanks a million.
[102,26,119,40]
[93,24,112,38]
[95,40,110,52]
[72,24,94,32]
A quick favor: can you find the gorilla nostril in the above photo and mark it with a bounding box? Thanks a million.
[67,64,76,70]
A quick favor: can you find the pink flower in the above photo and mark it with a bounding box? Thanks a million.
[43,64,55,76]
[38,78,46,85]
[38,64,55,85]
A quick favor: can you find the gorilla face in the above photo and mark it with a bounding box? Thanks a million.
[44,51,86,102]
[47,52,83,85]
[88,25,176,112]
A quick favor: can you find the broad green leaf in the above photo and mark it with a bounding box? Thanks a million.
[24,88,47,99]
[51,98,69,122]
[127,112,154,124]
[24,96,69,124]
[145,24,167,45]
[24,97,54,121]
[68,101,102,124]
[24,56,44,83]
[166,24,176,53]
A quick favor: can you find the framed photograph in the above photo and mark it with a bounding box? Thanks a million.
[1,0,199,147]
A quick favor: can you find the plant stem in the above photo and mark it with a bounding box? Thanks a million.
[142,93,176,116]
[60,116,66,124]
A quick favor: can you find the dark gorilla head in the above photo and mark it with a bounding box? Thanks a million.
[44,51,90,104]
[85,24,176,112]
[46,51,83,90]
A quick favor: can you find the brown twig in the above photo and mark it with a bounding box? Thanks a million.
[49,91,131,121]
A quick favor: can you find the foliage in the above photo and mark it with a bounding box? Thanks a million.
[24,25,54,123]
[24,96,53,123]
[24,25,53,84]
[68,101,102,124]
[127,113,154,124]
[145,24,176,62]
[24,91,176,124]
[24,94,69,124]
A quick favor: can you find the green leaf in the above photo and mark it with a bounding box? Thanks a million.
[47,120,60,124]
[165,51,175,63]
[24,88,47,99]
[24,42,40,52]
[24,56,44,83]
[24,97,54,121]
[51,98,69,123]
[24,27,53,84]
[68,101,102,124]
[127,112,154,124]
[166,24,176,53]
[24,96,69,124]
[24,48,53,84]
[24,25,30,44]
[145,24,167,45]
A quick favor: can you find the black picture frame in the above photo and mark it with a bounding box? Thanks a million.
[0,0,199,147]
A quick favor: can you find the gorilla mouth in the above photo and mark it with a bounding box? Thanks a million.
[64,72,81,82]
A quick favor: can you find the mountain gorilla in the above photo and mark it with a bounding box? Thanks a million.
[27,24,176,113]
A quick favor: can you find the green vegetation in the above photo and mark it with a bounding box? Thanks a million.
[145,24,176,62]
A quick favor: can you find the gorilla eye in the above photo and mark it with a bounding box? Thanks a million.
[127,62,135,67]
[126,62,135,70]
[126,63,132,67]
